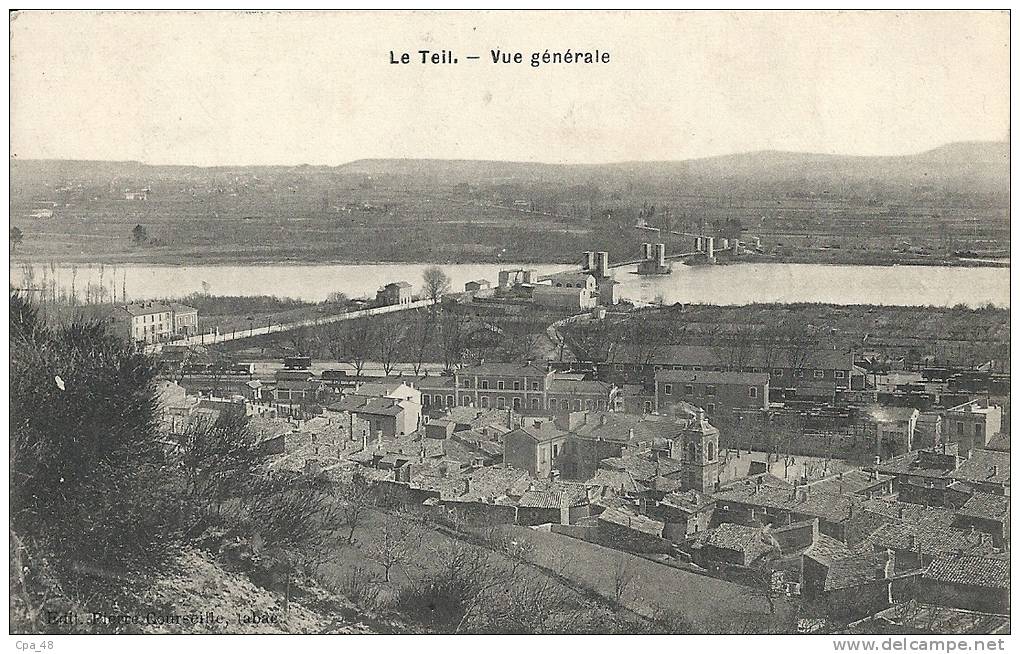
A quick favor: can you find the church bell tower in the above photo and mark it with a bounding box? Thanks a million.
[681,409,720,493]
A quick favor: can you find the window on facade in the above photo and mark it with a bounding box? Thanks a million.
[664,383,673,395]
[684,385,693,395]
[531,398,539,408]
[707,385,716,396]
[773,369,784,377]
[707,403,715,413]
[795,370,805,378]
[461,395,470,406]
[644,401,652,412]
[446,395,454,406]
[549,398,558,410]
[575,400,581,411]
[585,400,592,410]
[835,370,846,379]
[513,381,521,391]
[497,381,505,390]
[693,366,703,372]
[813,370,824,379]
[462,379,472,388]
[553,444,560,457]
[423,395,431,406]
[749,387,758,398]
[513,397,521,409]
[957,423,964,435]
[481,397,489,408]
[531,381,539,390]
[707,442,715,461]
[481,380,489,390]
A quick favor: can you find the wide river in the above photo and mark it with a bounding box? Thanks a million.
[9,261,1011,308]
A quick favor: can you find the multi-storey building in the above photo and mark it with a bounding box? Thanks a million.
[376,281,413,306]
[454,363,619,413]
[582,344,855,399]
[111,301,174,344]
[654,369,769,425]
[170,303,199,336]
[503,419,569,479]
[944,400,1002,457]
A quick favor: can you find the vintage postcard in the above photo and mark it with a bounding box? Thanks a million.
[7,9,1011,644]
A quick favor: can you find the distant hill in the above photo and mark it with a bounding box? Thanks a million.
[337,141,1009,199]
[11,141,1009,202]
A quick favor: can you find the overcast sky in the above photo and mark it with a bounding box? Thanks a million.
[10,10,1010,166]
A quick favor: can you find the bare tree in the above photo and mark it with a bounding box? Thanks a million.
[286,325,318,356]
[375,315,406,375]
[406,308,436,375]
[440,314,464,371]
[365,518,417,582]
[422,265,451,308]
[627,317,669,365]
[727,320,760,370]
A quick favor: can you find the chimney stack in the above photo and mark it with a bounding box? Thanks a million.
[655,243,666,267]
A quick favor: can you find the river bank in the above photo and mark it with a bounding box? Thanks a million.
[9,248,1009,269]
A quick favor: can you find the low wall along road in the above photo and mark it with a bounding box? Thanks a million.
[146,297,437,353]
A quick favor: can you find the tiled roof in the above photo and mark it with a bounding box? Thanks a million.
[517,482,590,508]
[568,411,687,444]
[512,422,568,443]
[661,489,716,514]
[598,506,664,536]
[463,465,531,500]
[696,523,777,562]
[949,450,1010,486]
[458,362,548,378]
[655,369,769,386]
[116,301,172,316]
[588,468,644,495]
[600,453,683,482]
[866,521,996,558]
[713,478,858,522]
[874,450,957,480]
[410,375,457,390]
[328,395,405,417]
[169,302,198,313]
[956,493,1009,523]
[924,553,1009,589]
[824,551,884,591]
[807,470,894,495]
[804,533,854,564]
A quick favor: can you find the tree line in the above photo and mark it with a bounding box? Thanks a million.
[9,292,371,633]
